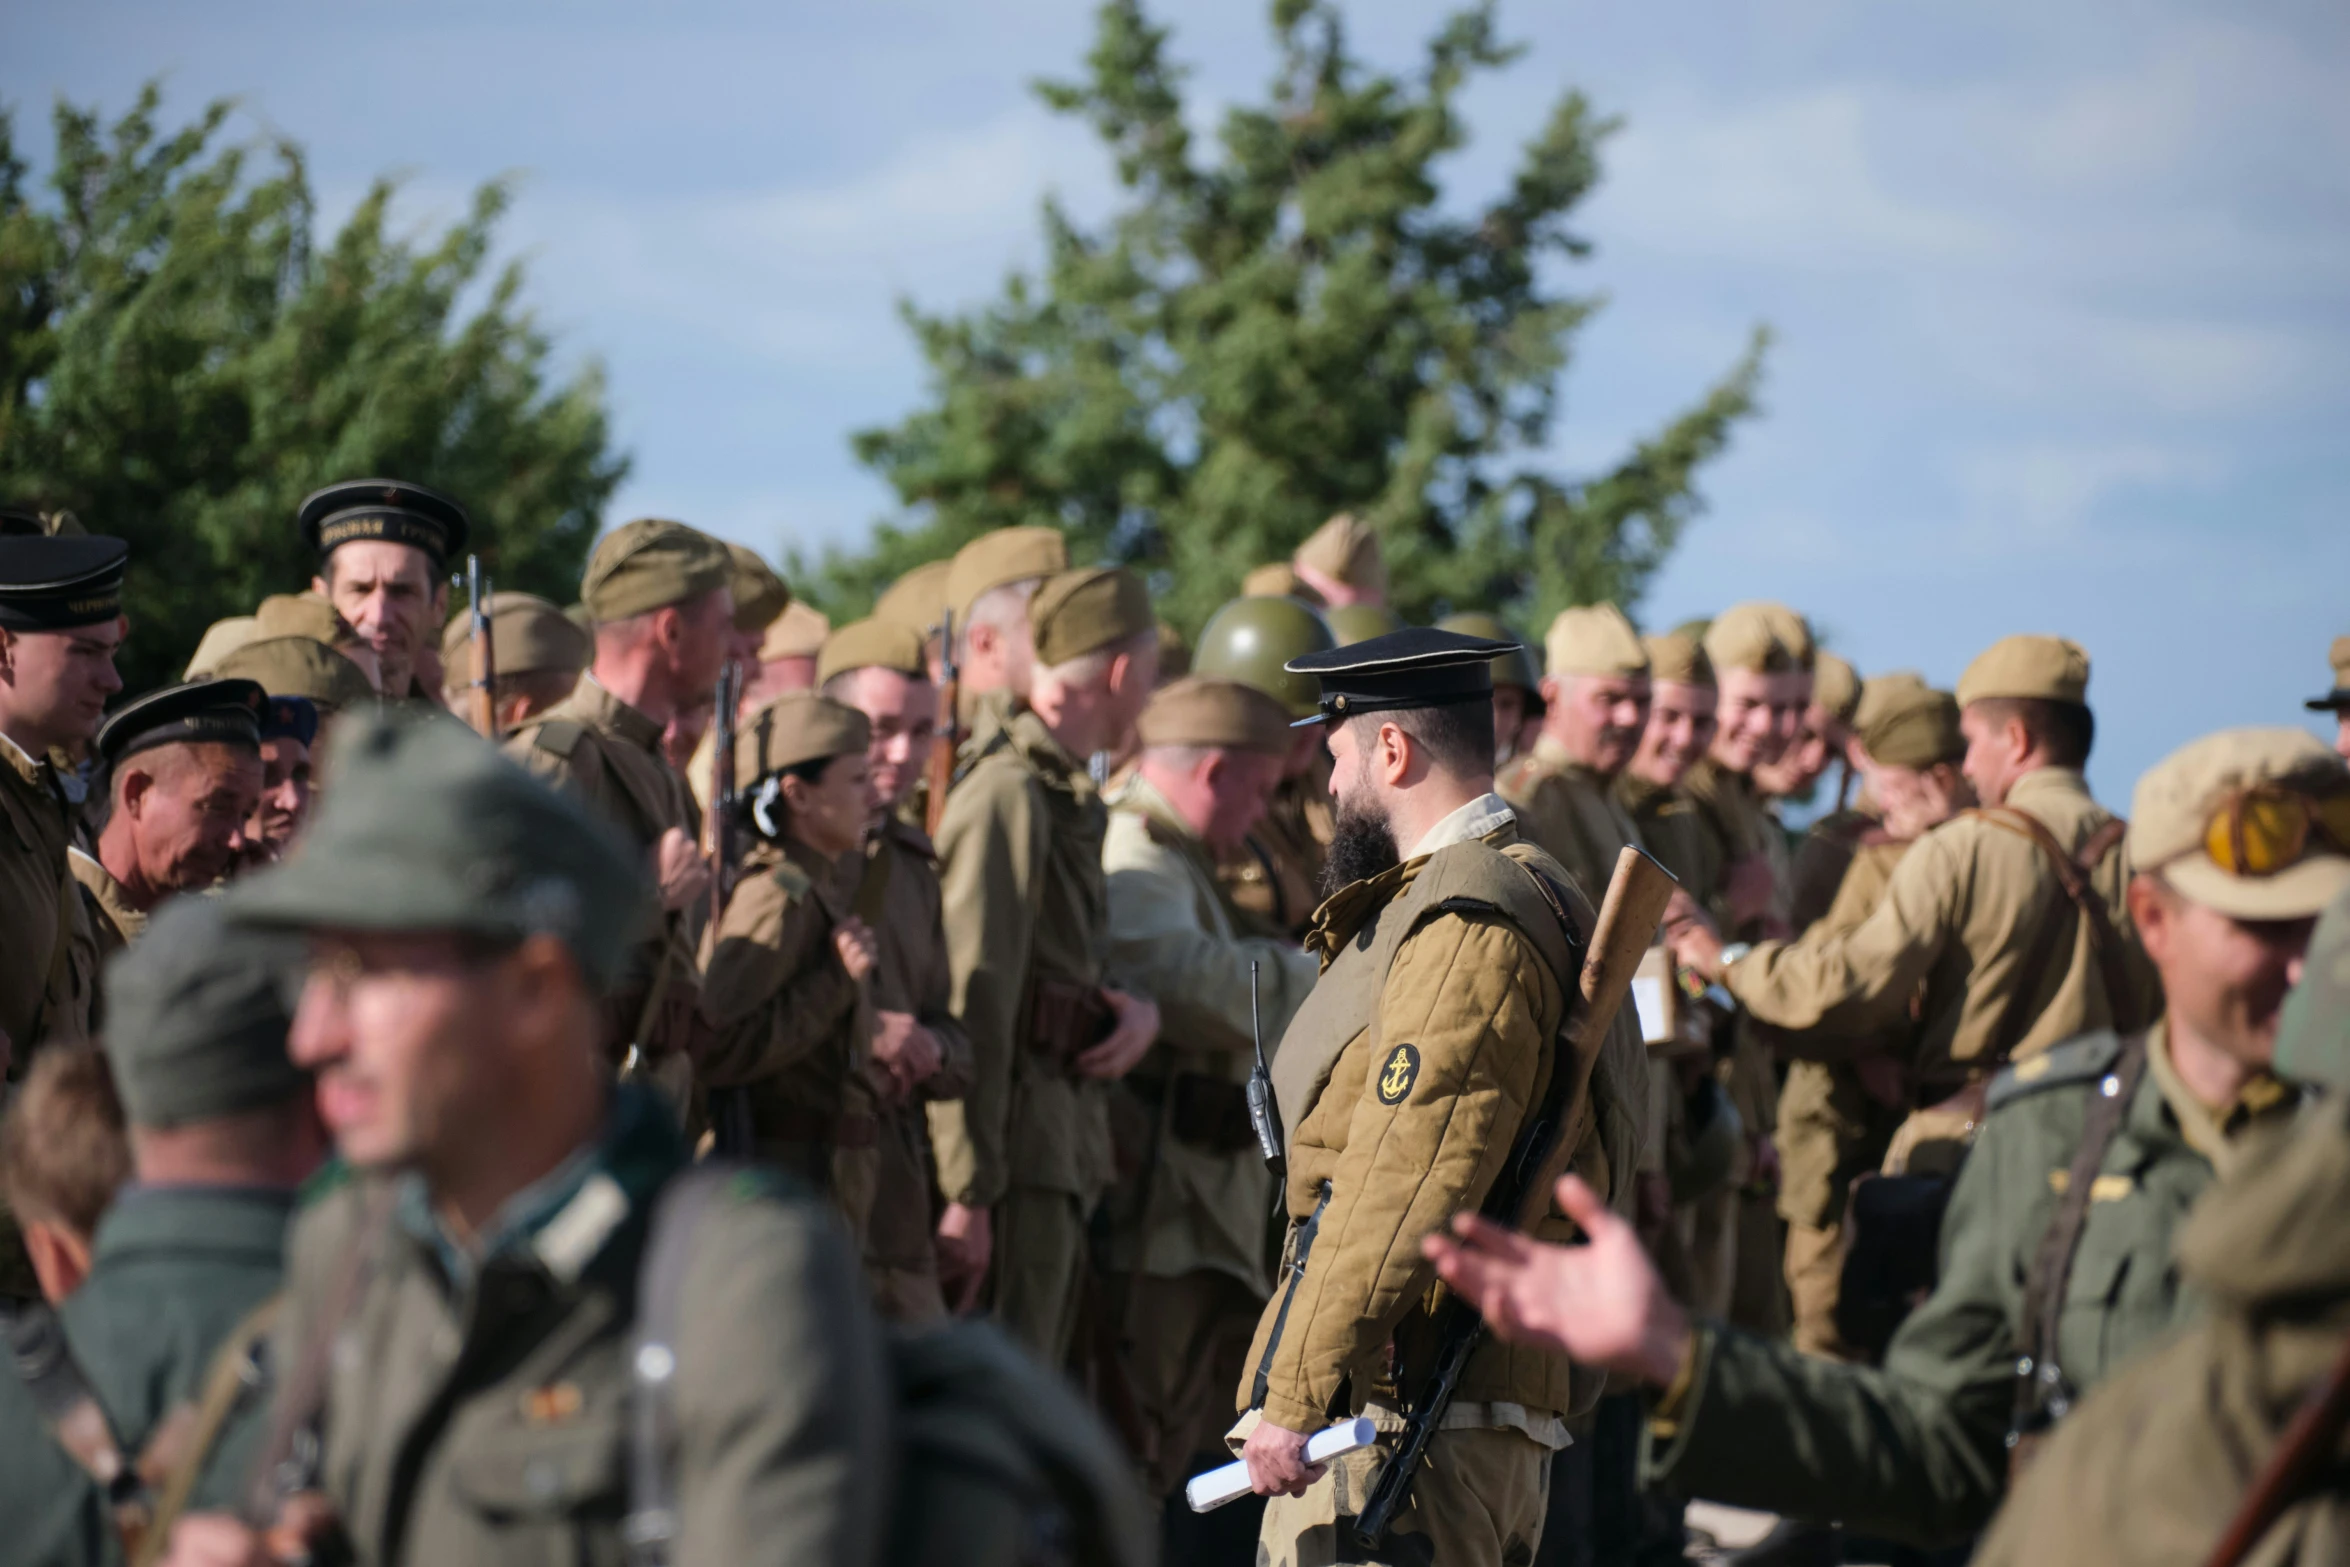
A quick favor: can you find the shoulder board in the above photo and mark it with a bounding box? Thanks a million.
[530,719,588,759]
[298,1157,355,1208]
[769,859,816,899]
[1497,752,1547,793]
[886,817,937,860]
[1985,1031,2127,1115]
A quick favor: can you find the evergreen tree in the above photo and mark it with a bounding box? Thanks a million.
[805,0,1766,631]
[0,85,625,692]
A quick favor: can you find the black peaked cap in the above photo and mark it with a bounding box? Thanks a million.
[0,535,129,631]
[98,678,267,768]
[1284,625,1520,726]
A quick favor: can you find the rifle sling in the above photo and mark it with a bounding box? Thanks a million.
[133,1294,284,1567]
[1248,1183,1331,1413]
[1967,809,2136,1059]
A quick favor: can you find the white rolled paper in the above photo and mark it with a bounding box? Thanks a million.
[1185,1416,1380,1513]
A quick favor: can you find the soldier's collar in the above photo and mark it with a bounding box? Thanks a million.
[1404,791,1515,860]
[0,727,42,784]
[1304,857,1420,961]
[2145,1017,2302,1174]
[576,672,665,753]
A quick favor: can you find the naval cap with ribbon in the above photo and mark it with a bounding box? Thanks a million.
[0,534,129,631]
[1284,625,1518,727]
[298,478,470,570]
[96,678,266,769]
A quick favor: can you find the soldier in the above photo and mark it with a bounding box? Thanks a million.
[74,680,268,966]
[815,618,972,1322]
[0,531,128,1059]
[871,558,955,678]
[1436,612,1544,767]
[1685,601,1814,940]
[1497,603,1650,905]
[298,479,468,702]
[434,590,590,732]
[240,694,320,869]
[2305,633,2349,760]
[1289,513,1387,609]
[250,593,382,692]
[1752,649,1859,808]
[698,692,888,1242]
[1975,887,2350,1567]
[1427,727,2350,1549]
[934,565,1161,1363]
[1233,625,1634,1567]
[1615,632,1719,899]
[212,635,377,725]
[182,617,259,680]
[1191,595,1338,940]
[505,518,733,1069]
[1785,667,1923,935]
[163,710,888,1566]
[0,896,328,1564]
[0,1041,129,1301]
[944,524,1067,736]
[741,600,829,707]
[1098,674,1319,1499]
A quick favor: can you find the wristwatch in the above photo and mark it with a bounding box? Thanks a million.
[1719,942,1753,970]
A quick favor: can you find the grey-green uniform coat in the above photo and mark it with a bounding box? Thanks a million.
[1644,1020,2300,1545]
[277,1086,888,1567]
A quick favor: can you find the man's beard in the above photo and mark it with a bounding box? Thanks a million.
[1318,798,1400,899]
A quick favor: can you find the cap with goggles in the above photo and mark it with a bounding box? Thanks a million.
[2128,727,2350,921]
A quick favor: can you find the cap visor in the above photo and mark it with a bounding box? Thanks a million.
[2303,691,2350,712]
[2162,854,2350,922]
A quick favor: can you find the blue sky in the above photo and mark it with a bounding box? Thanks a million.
[9,1,2346,800]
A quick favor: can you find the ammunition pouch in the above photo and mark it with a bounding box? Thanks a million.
[1024,979,1115,1073]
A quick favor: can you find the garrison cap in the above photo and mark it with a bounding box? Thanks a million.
[260,694,320,749]
[1643,633,1714,689]
[580,519,733,622]
[1853,670,1929,733]
[1544,603,1648,680]
[759,600,831,663]
[736,692,871,795]
[0,505,85,537]
[255,592,355,647]
[0,534,128,631]
[1137,676,1293,757]
[1437,612,1540,693]
[1156,620,1191,682]
[2273,886,2350,1093]
[1861,685,1964,770]
[298,478,468,569]
[1031,566,1154,667]
[873,558,955,637]
[1957,634,2090,709]
[225,709,652,992]
[948,526,1067,618]
[102,896,305,1129]
[1193,596,1337,719]
[1324,602,1406,647]
[184,616,261,678]
[1704,602,1812,675]
[1287,625,1514,727]
[438,591,591,679]
[98,679,265,769]
[726,543,793,634]
[816,617,929,686]
[2305,636,2350,714]
[216,637,377,715]
[2130,727,2350,921]
[1294,513,1387,601]
[1241,561,1323,606]
[1814,652,1861,726]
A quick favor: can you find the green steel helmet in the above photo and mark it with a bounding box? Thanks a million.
[1323,603,1407,647]
[1436,612,1540,692]
[1193,595,1338,719]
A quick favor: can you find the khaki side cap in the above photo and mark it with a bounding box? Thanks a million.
[581,519,733,621]
[947,526,1067,618]
[1814,652,1860,725]
[1861,686,1963,769]
[438,591,591,677]
[2129,726,2350,921]
[1294,513,1387,599]
[1545,603,1647,679]
[1705,601,1812,674]
[1643,632,1713,688]
[873,558,953,636]
[1956,634,2090,708]
[736,692,871,794]
[1136,675,1292,756]
[1032,566,1153,667]
[214,636,377,713]
[816,616,929,686]
[726,543,792,634]
[759,600,831,663]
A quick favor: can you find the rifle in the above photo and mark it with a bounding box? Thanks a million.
[925,608,958,838]
[706,659,741,929]
[465,554,497,738]
[2204,1329,2350,1567]
[1343,846,1678,1562]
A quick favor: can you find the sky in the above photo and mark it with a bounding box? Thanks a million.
[8,0,2346,800]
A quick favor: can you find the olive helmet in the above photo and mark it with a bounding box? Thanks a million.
[1192,595,1337,719]
[1435,611,1540,694]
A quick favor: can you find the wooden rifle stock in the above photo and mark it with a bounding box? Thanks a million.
[925,607,959,839]
[2204,1329,2350,1567]
[466,555,497,738]
[707,660,740,928]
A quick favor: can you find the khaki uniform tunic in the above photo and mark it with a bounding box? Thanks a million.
[1498,735,1645,906]
[505,674,704,1061]
[1218,756,1333,941]
[67,846,144,985]
[0,732,96,1056]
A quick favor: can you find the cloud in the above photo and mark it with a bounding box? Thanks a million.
[1949,439,2223,551]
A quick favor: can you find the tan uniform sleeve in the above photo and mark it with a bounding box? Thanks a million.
[928,766,1046,1208]
[912,871,977,1103]
[696,873,860,1087]
[1259,911,1562,1432]
[1103,830,1317,1051]
[1723,828,1964,1038]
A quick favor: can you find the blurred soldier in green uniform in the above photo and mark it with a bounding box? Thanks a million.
[1497,603,1649,905]
[1192,595,1338,939]
[298,479,467,703]
[0,896,327,1564]
[1431,726,2350,1551]
[1099,675,1319,1498]
[505,519,734,1070]
[817,618,972,1323]
[1434,612,1542,768]
[2306,633,2350,761]
[934,566,1162,1363]
[698,692,887,1242]
[1978,885,2350,1567]
[173,711,889,1567]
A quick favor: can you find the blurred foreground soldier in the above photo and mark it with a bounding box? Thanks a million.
[818,620,971,1322]
[1290,513,1386,609]
[698,693,886,1240]
[174,711,888,1567]
[0,898,326,1565]
[299,479,467,701]
[1192,595,1338,939]
[2306,633,2350,761]
[1234,626,1634,1567]
[239,696,320,870]
[76,680,267,967]
[1429,727,2350,1550]
[934,565,1161,1361]
[946,525,1067,735]
[0,532,128,1058]
[434,590,590,732]
[506,519,734,1071]
[1099,675,1319,1498]
[1436,612,1543,767]
[1499,603,1649,904]
[1976,885,2350,1567]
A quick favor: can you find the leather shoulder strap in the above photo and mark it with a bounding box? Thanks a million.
[131,1294,284,1567]
[1967,807,2141,1050]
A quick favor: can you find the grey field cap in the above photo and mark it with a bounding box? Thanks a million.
[224,708,652,992]
[102,895,307,1128]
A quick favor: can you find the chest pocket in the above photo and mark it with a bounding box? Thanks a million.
[2054,1193,2177,1387]
[440,1398,627,1564]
